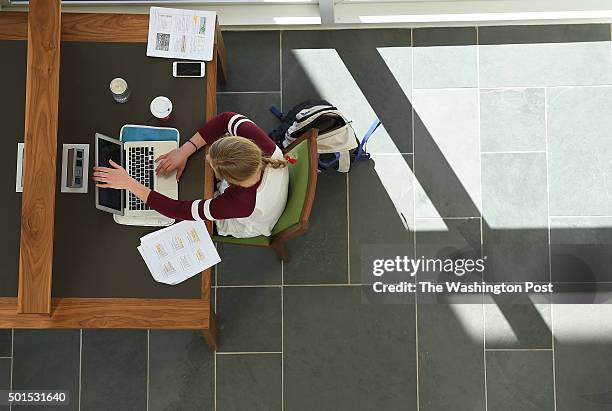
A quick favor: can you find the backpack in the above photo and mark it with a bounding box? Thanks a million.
[269,99,360,172]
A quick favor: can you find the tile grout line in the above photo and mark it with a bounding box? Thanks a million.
[213,281,609,287]
[214,284,282,288]
[481,150,546,154]
[279,30,283,113]
[216,352,283,355]
[480,86,547,91]
[214,347,217,411]
[418,84,612,91]
[9,329,13,411]
[215,283,367,288]
[214,263,218,411]
[476,25,489,411]
[366,152,413,156]
[415,216,480,220]
[544,87,558,411]
[284,283,364,287]
[217,91,281,95]
[411,27,420,411]
[550,291,557,410]
[79,329,83,411]
[429,280,612,284]
[281,259,284,411]
[214,264,218,313]
[347,173,351,284]
[485,348,553,352]
[147,330,150,411]
[549,215,612,218]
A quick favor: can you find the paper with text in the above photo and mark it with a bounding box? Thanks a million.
[139,220,220,285]
[146,7,216,61]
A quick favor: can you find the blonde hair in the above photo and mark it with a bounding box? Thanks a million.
[207,136,288,184]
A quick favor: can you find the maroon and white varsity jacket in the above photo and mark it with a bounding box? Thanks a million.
[146,112,289,237]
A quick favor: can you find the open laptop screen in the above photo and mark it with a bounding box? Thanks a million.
[95,133,124,214]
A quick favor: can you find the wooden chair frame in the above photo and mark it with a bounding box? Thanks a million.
[0,8,227,351]
[270,129,319,261]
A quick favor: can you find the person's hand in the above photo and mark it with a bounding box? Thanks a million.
[155,146,191,180]
[93,160,135,189]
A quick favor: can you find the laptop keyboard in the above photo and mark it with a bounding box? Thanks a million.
[127,146,155,211]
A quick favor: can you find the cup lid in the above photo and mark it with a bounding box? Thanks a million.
[150,96,172,118]
[110,78,127,94]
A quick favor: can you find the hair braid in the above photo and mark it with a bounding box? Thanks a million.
[262,156,289,169]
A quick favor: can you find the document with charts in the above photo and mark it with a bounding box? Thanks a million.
[138,220,220,285]
[146,7,216,61]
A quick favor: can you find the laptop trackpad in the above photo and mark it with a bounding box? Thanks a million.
[156,172,178,197]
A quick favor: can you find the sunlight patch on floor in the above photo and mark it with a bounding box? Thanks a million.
[293,47,445,231]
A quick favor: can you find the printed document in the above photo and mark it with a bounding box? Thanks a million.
[138,220,220,285]
[147,7,216,61]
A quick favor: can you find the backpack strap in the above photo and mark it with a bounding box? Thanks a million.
[270,105,284,120]
[318,152,340,169]
[317,151,351,172]
[337,151,351,173]
[354,118,381,161]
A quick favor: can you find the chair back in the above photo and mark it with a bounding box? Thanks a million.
[271,130,318,238]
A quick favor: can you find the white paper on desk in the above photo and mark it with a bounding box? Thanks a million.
[146,7,216,61]
[139,220,220,285]
[137,245,167,283]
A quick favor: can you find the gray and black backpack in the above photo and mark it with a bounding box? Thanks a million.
[269,100,361,172]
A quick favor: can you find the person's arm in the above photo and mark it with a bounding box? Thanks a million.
[146,186,255,221]
[179,132,206,157]
[155,112,240,178]
[94,160,151,200]
[127,179,152,203]
[155,131,204,178]
[93,160,256,221]
[189,130,207,150]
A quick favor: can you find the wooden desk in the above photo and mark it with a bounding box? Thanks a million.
[0,9,227,350]
[54,41,205,299]
[0,39,26,300]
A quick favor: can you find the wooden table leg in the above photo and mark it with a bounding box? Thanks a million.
[201,309,219,351]
[201,267,217,350]
[215,22,228,85]
[18,0,61,314]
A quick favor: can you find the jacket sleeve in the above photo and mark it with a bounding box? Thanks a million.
[197,111,276,156]
[146,188,255,221]
[197,111,237,145]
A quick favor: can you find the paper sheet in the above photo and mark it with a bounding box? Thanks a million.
[139,220,220,285]
[146,7,216,61]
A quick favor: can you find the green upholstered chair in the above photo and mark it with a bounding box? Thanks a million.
[212,129,319,262]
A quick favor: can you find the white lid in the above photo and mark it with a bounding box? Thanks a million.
[150,96,173,118]
[109,78,127,94]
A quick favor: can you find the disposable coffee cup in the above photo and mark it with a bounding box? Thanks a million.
[150,96,173,122]
[110,78,130,103]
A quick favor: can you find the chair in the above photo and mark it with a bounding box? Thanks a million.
[212,129,319,262]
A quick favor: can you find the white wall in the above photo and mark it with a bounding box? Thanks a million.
[4,0,612,29]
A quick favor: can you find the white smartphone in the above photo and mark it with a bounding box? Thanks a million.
[172,61,206,78]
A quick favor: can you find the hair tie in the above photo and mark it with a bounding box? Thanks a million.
[284,154,297,164]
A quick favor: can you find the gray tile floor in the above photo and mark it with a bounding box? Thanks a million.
[3,24,612,410]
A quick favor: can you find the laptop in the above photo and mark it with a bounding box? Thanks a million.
[95,133,178,226]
